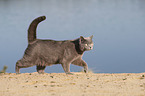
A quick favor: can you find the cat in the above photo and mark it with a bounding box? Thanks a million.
[15,16,94,74]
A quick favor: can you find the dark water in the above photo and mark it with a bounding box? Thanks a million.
[0,0,145,73]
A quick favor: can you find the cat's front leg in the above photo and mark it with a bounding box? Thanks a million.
[61,63,74,75]
[81,60,88,73]
[72,59,88,73]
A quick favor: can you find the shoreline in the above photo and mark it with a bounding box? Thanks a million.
[0,72,145,96]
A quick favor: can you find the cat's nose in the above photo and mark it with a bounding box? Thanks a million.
[89,46,93,50]
[89,43,93,50]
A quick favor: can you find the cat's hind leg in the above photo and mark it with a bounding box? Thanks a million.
[36,65,46,74]
[15,59,34,74]
[15,61,21,74]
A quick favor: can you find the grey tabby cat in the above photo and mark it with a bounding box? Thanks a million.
[16,16,93,74]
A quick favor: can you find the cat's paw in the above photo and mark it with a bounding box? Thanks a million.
[38,71,45,74]
[16,73,21,75]
[66,72,74,75]
[38,72,45,74]
[84,69,88,73]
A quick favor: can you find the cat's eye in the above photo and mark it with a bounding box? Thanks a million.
[85,44,88,46]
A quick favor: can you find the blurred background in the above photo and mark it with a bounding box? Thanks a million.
[0,0,145,73]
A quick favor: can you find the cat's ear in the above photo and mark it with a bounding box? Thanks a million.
[90,35,93,39]
[79,36,85,51]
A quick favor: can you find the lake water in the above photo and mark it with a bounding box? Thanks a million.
[0,0,145,73]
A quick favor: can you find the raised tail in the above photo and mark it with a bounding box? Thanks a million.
[28,16,46,43]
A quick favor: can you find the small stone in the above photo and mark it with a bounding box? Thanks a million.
[43,84,47,87]
[50,85,55,87]
[123,78,127,80]
[50,81,56,83]
[50,76,54,78]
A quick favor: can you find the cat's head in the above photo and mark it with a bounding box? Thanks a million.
[79,35,94,51]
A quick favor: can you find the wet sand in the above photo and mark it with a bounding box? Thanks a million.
[0,72,145,96]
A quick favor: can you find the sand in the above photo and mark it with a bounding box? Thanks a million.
[0,72,145,96]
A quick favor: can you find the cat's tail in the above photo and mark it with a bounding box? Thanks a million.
[28,16,46,43]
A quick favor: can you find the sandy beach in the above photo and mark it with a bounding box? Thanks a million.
[0,72,145,96]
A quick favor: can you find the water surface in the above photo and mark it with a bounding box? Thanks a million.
[0,0,145,73]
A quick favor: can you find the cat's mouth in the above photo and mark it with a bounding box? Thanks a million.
[88,43,93,50]
[85,46,93,51]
